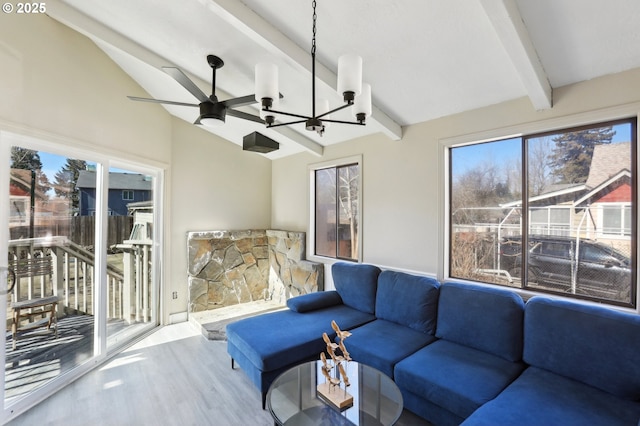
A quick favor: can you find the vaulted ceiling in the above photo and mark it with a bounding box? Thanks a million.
[48,0,640,159]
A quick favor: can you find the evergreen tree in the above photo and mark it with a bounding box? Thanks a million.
[547,127,615,184]
[10,147,51,195]
[53,159,87,211]
[10,147,42,170]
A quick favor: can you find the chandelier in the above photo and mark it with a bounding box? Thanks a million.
[254,0,372,136]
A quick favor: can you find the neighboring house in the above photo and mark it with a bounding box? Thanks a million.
[9,169,71,238]
[9,168,35,227]
[500,142,632,252]
[576,143,632,244]
[76,171,153,216]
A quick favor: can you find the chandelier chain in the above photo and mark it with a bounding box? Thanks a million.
[311,0,317,57]
[258,0,367,135]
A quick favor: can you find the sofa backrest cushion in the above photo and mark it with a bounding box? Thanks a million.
[332,262,381,314]
[436,281,525,362]
[524,296,640,399]
[287,291,343,313]
[375,270,440,334]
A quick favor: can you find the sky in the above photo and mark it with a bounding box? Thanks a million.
[38,152,129,184]
[451,122,632,178]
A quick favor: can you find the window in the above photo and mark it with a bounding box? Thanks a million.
[449,119,636,307]
[601,204,631,237]
[311,157,361,261]
[122,190,134,200]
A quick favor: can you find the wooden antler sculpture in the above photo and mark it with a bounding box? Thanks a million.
[317,321,354,408]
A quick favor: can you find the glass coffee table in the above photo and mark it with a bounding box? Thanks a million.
[266,361,403,426]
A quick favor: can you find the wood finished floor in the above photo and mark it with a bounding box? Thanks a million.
[8,322,430,425]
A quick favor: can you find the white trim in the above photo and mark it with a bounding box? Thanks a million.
[438,140,449,282]
[307,155,363,264]
[0,118,169,171]
[501,185,586,208]
[574,170,631,206]
[169,312,188,324]
[597,202,632,239]
[440,102,640,148]
[94,163,108,355]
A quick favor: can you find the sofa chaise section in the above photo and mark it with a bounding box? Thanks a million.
[226,262,380,407]
[462,296,640,425]
[394,281,526,426]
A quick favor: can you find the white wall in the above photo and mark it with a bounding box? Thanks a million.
[169,118,272,317]
[0,14,171,159]
[271,68,640,277]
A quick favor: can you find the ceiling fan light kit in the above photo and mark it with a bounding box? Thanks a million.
[198,101,226,126]
[254,0,372,136]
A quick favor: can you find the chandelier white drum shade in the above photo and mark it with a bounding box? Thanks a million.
[255,62,279,105]
[337,54,362,100]
[253,0,372,136]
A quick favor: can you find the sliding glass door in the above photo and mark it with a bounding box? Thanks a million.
[0,131,161,421]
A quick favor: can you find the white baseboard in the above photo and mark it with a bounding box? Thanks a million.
[169,311,188,324]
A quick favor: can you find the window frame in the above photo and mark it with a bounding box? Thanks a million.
[440,107,639,311]
[308,155,363,264]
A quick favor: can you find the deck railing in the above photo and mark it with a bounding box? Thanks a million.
[7,236,151,324]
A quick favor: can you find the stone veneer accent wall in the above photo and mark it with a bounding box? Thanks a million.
[187,230,323,313]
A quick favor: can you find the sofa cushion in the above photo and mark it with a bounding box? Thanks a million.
[226,304,375,372]
[375,270,439,334]
[342,319,436,378]
[286,291,342,313]
[332,262,381,314]
[394,340,526,419]
[461,367,640,426]
[524,296,640,400]
[436,281,524,362]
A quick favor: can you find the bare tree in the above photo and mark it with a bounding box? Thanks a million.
[528,136,554,196]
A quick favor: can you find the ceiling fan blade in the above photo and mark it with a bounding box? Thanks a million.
[162,66,210,103]
[226,109,265,124]
[127,96,199,108]
[220,94,257,108]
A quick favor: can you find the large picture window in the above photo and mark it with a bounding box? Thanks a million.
[312,159,360,261]
[449,119,636,307]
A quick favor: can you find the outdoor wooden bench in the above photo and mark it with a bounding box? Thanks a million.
[11,295,59,350]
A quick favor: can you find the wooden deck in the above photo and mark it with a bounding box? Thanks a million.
[5,315,95,401]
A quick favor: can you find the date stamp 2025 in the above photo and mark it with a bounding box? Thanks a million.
[2,2,46,14]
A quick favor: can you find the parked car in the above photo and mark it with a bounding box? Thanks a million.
[499,235,631,301]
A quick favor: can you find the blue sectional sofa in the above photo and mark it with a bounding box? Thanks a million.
[226,262,640,425]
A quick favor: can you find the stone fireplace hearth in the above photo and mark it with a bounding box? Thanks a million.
[187,230,323,315]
